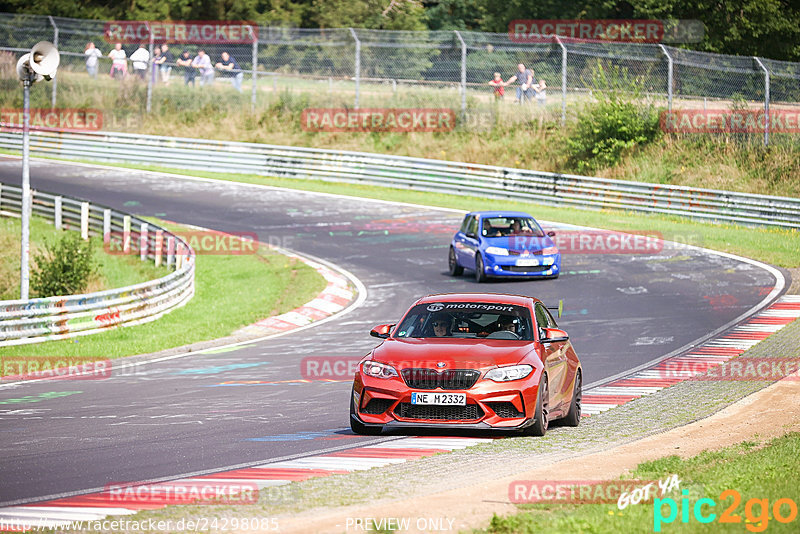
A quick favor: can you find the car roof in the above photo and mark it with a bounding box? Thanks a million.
[415,293,540,307]
[467,211,534,219]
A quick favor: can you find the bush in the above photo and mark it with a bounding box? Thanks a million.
[566,64,662,172]
[31,232,97,297]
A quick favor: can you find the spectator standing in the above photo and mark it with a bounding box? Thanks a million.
[505,63,534,104]
[130,43,150,80]
[176,50,195,86]
[84,42,102,78]
[108,42,127,79]
[192,49,214,86]
[215,51,244,92]
[158,43,174,85]
[488,72,505,100]
[533,79,547,106]
[151,46,161,82]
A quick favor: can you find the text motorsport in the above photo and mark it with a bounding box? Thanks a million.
[301,108,457,133]
[103,21,258,44]
[0,108,102,132]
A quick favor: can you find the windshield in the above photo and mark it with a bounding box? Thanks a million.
[394,302,534,340]
[481,216,544,238]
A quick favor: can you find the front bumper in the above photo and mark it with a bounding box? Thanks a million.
[483,253,561,277]
[353,371,541,429]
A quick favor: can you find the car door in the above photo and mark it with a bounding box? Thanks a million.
[535,303,567,413]
[456,214,480,265]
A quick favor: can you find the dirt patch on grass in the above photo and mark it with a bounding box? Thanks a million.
[277,375,800,533]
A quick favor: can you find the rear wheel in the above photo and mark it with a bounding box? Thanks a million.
[562,370,582,427]
[448,247,463,276]
[349,388,383,435]
[528,376,549,436]
[475,254,487,283]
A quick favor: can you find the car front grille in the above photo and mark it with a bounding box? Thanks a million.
[501,265,550,273]
[487,402,525,418]
[394,403,484,421]
[508,250,543,256]
[401,368,481,390]
[361,398,395,415]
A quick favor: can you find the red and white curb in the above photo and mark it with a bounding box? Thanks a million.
[0,437,493,530]
[581,295,800,416]
[235,251,355,337]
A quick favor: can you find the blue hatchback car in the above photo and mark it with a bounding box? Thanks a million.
[449,211,561,282]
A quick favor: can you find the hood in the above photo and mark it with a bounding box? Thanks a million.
[371,337,535,370]
[484,234,556,253]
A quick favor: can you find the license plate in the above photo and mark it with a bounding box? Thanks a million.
[516,258,539,267]
[411,392,466,406]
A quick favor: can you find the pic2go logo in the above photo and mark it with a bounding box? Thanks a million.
[654,489,798,532]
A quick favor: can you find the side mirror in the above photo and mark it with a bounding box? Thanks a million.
[547,231,556,237]
[465,232,477,239]
[370,324,394,339]
[541,327,569,343]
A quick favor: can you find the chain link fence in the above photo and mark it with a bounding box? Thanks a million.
[1,12,799,145]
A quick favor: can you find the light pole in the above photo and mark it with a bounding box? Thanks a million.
[15,41,59,300]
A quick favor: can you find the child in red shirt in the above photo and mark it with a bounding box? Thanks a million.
[489,72,505,99]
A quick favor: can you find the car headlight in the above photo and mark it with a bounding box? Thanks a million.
[485,246,509,256]
[484,364,534,382]
[361,361,398,379]
[541,246,558,255]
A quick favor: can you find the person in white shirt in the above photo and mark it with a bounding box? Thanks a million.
[84,42,102,78]
[191,49,214,86]
[129,43,150,81]
[108,43,127,79]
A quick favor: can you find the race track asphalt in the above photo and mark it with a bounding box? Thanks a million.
[0,157,782,504]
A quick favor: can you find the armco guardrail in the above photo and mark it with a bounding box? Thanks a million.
[0,181,194,347]
[1,130,798,229]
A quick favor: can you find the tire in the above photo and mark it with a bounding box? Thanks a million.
[562,370,582,427]
[349,388,383,435]
[448,247,463,276]
[527,375,549,436]
[475,254,487,283]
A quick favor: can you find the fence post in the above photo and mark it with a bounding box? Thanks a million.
[167,235,175,267]
[754,57,770,147]
[251,26,259,112]
[54,196,62,230]
[349,28,361,109]
[555,36,567,126]
[146,22,154,114]
[659,45,673,111]
[80,202,89,240]
[48,16,58,109]
[154,230,163,267]
[454,31,467,114]
[123,215,131,253]
[140,222,149,261]
[103,208,111,244]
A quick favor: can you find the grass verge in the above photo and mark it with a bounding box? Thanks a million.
[0,217,327,359]
[482,432,800,534]
[0,214,169,301]
[15,157,799,269]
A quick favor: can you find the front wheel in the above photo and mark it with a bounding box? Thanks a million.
[349,389,383,435]
[562,370,581,427]
[475,254,487,283]
[448,247,463,276]
[527,375,549,436]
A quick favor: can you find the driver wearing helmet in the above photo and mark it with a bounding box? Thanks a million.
[430,313,452,337]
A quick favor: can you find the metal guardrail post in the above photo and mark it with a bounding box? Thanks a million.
[103,208,111,243]
[47,16,58,109]
[349,28,360,109]
[54,196,62,230]
[454,31,467,114]
[754,57,770,147]
[659,44,673,112]
[80,202,89,240]
[251,26,258,112]
[555,36,567,126]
